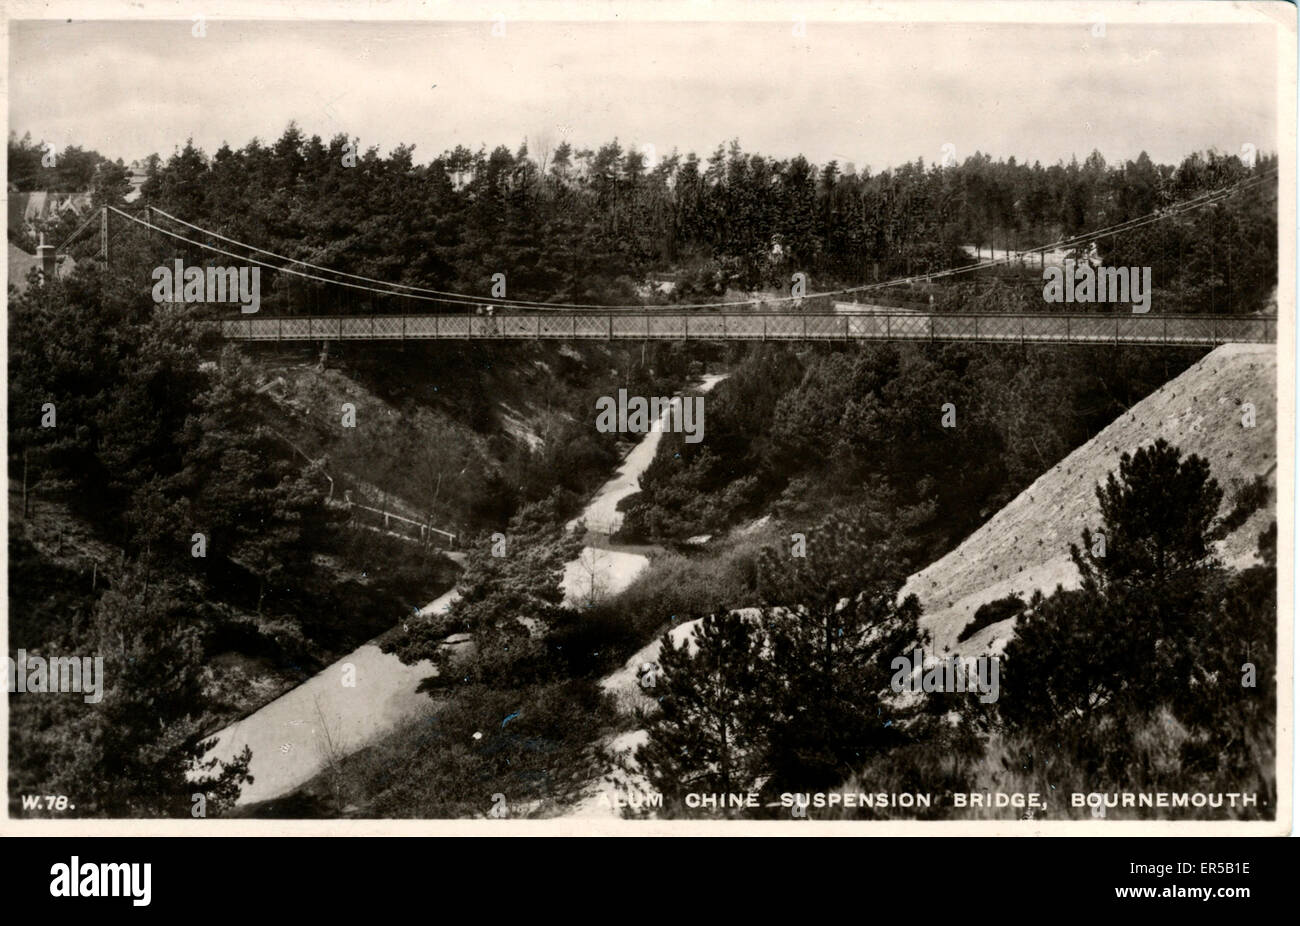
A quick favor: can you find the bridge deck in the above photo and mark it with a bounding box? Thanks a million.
[212,313,1277,346]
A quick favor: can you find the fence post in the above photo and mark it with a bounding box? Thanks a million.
[886,314,891,341]
[1163,315,1168,345]
[572,315,577,339]
[279,316,283,341]
[536,315,541,339]
[608,315,613,340]
[843,315,849,339]
[1211,316,1217,345]
[762,316,767,341]
[339,317,343,340]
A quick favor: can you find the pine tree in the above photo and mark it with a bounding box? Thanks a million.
[1072,437,1222,594]
[1005,440,1227,733]
[756,513,925,793]
[636,611,768,812]
[384,491,581,689]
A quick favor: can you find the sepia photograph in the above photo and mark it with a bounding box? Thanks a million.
[1,0,1293,841]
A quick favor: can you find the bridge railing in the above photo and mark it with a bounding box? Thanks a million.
[208,312,1277,346]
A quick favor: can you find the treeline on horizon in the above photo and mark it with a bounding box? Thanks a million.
[9,127,1278,316]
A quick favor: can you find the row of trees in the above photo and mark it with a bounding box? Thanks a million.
[25,126,1274,315]
[8,131,132,196]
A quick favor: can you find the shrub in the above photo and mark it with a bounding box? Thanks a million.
[957,594,1024,643]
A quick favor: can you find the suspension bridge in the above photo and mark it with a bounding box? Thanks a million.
[51,169,1279,348]
[208,311,1275,346]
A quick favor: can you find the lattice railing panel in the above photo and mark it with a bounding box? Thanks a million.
[497,316,538,337]
[278,318,312,339]
[804,316,843,338]
[574,316,608,338]
[846,315,889,338]
[404,316,440,337]
[934,315,986,340]
[1227,318,1274,343]
[888,315,932,339]
[1020,316,1059,340]
[688,316,728,338]
[372,316,404,338]
[1064,316,1114,341]
[984,315,1030,340]
[538,316,572,337]
[762,316,803,338]
[611,316,647,338]
[341,317,374,338]
[439,316,471,337]
[724,316,765,338]
[1117,316,1163,342]
[1164,317,1215,344]
[643,316,683,337]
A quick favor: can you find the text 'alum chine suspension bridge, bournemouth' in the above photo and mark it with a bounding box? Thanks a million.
[67,169,1277,348]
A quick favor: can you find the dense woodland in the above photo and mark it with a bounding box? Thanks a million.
[7,126,1279,818]
[10,128,1278,315]
[620,342,1205,562]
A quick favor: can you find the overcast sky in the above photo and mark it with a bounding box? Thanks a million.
[7,18,1279,172]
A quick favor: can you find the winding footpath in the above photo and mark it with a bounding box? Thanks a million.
[199,374,725,805]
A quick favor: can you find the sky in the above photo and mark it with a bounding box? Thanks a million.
[6,17,1280,172]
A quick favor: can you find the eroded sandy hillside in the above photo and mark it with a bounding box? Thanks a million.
[904,342,1277,654]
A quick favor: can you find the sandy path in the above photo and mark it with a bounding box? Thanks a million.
[567,373,726,535]
[198,588,459,804]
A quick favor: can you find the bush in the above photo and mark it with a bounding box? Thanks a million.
[957,594,1024,643]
